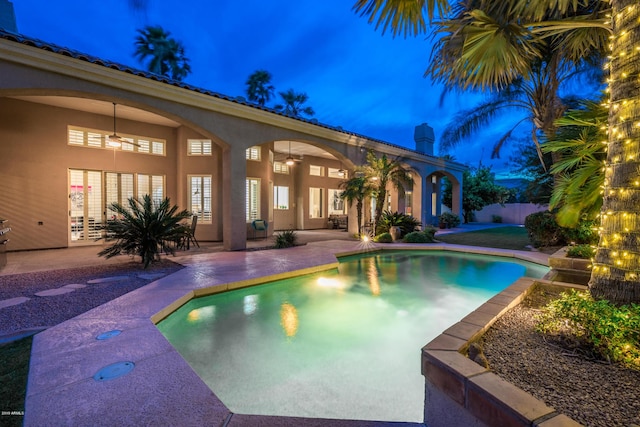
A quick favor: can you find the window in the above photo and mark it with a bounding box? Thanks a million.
[137,139,150,153]
[68,126,165,156]
[310,165,324,176]
[188,139,212,155]
[274,186,289,210]
[137,174,165,204]
[69,169,103,242]
[405,191,413,216]
[105,172,134,218]
[328,168,347,179]
[246,178,260,222]
[273,161,290,174]
[309,187,324,218]
[189,176,212,223]
[69,169,165,244]
[246,146,261,161]
[328,189,346,215]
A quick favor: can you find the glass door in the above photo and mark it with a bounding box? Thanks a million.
[69,169,103,244]
[105,172,134,220]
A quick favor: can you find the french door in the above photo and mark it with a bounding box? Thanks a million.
[69,170,164,244]
[69,169,103,243]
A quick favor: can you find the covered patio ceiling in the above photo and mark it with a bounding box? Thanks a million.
[9,95,340,160]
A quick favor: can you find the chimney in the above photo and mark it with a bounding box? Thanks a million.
[414,123,435,156]
[0,0,18,32]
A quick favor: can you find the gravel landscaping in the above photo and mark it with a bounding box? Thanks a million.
[0,260,183,336]
[480,289,640,427]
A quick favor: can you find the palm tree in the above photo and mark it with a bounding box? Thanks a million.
[99,195,192,268]
[434,1,607,169]
[340,176,375,235]
[353,0,639,304]
[245,70,275,106]
[361,150,413,233]
[543,99,607,227]
[134,25,191,81]
[274,89,315,117]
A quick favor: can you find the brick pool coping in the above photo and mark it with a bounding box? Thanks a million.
[422,277,587,427]
[24,241,551,426]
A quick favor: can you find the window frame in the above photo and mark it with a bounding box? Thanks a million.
[188,139,213,156]
[246,177,261,222]
[188,175,213,224]
[309,187,325,218]
[246,146,261,161]
[68,126,166,156]
[309,165,324,176]
[274,185,290,210]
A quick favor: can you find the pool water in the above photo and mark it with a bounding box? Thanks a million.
[157,250,548,422]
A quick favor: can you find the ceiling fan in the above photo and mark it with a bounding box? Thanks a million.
[106,103,140,148]
[106,103,124,147]
[283,141,302,165]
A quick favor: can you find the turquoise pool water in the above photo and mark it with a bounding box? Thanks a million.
[157,250,548,422]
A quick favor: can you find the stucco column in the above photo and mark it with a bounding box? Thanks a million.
[421,175,437,227]
[451,174,463,220]
[222,146,247,250]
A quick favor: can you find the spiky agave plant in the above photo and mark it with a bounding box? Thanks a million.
[99,195,192,268]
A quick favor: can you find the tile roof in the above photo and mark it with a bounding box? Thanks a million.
[0,28,432,157]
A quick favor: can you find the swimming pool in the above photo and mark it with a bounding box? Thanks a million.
[157,250,548,422]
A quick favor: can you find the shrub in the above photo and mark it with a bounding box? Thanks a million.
[403,231,435,243]
[99,195,191,268]
[524,211,563,247]
[422,225,437,240]
[491,215,503,223]
[439,212,461,228]
[536,290,640,369]
[374,232,393,243]
[525,211,599,248]
[377,210,421,237]
[566,244,596,259]
[274,230,297,248]
[562,219,599,245]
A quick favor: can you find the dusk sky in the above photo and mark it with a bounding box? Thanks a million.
[10,0,520,175]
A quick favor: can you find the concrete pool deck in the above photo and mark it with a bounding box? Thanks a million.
[15,227,550,426]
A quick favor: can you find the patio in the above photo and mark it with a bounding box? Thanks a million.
[2,227,549,426]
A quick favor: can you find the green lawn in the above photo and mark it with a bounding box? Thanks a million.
[0,336,32,427]
[435,226,533,251]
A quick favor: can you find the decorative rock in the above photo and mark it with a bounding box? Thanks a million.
[63,284,87,289]
[0,296,30,309]
[35,288,76,297]
[87,276,129,284]
[468,342,490,369]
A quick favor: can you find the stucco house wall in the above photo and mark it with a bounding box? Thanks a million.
[1,98,180,250]
[474,203,548,224]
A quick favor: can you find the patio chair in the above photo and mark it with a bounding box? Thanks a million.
[251,219,268,240]
[180,215,200,250]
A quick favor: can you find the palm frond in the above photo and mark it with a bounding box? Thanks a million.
[352,0,448,37]
[99,195,191,268]
[440,99,527,151]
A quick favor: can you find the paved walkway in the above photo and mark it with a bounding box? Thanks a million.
[0,229,355,276]
[3,225,550,426]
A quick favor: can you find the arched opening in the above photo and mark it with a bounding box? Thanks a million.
[246,139,355,235]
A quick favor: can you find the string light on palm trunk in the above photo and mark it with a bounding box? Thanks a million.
[591,3,640,290]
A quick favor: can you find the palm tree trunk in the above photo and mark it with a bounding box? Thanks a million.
[589,0,640,304]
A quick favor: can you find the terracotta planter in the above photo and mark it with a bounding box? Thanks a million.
[389,226,402,241]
